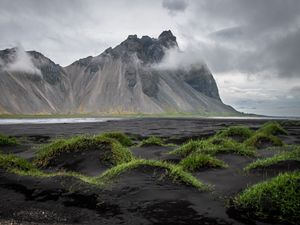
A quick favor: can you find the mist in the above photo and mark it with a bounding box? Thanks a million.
[153,47,206,71]
[5,46,41,75]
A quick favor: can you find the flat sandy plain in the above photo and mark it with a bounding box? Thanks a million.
[0,118,299,225]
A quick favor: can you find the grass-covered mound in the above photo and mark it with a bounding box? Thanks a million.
[242,121,286,149]
[0,152,103,186]
[138,136,171,147]
[96,159,209,191]
[244,132,283,149]
[34,135,134,168]
[99,131,133,147]
[230,172,300,224]
[0,152,37,172]
[216,126,254,142]
[0,152,210,191]
[258,121,288,136]
[169,138,255,158]
[245,146,300,171]
[179,153,228,172]
[169,122,289,161]
[0,134,18,146]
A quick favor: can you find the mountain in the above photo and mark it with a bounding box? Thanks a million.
[0,31,238,115]
[0,48,73,114]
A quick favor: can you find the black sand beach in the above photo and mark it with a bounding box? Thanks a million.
[0,118,299,225]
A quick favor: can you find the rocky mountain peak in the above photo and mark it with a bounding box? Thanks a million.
[158,30,177,47]
[159,30,174,39]
[107,30,178,65]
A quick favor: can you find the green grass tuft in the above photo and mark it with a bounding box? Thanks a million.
[245,146,300,171]
[169,139,216,157]
[96,159,210,191]
[244,132,283,149]
[258,121,288,136]
[106,140,134,165]
[138,136,171,147]
[0,134,19,146]
[34,135,133,167]
[179,153,228,172]
[0,152,37,172]
[99,131,133,146]
[170,138,255,157]
[232,172,300,223]
[216,126,254,141]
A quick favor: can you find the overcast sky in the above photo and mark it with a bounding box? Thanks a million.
[0,0,300,116]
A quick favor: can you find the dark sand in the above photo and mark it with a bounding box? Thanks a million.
[0,118,299,225]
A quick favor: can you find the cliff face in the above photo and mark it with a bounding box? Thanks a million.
[0,31,238,115]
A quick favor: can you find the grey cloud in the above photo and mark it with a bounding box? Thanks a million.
[162,0,188,14]
[0,0,169,66]
[175,0,300,78]
[289,86,300,97]
[0,0,299,116]
[209,27,243,41]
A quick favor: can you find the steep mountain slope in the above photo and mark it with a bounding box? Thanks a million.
[0,48,73,114]
[0,31,238,115]
[65,30,237,114]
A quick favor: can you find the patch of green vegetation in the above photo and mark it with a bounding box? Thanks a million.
[244,132,283,149]
[34,135,133,167]
[0,134,18,146]
[169,122,290,159]
[169,139,216,157]
[245,147,300,171]
[0,152,102,185]
[106,140,134,164]
[99,131,133,146]
[170,137,256,157]
[216,126,254,141]
[232,172,300,223]
[209,137,256,156]
[258,121,288,136]
[138,136,174,147]
[0,152,209,191]
[0,152,36,172]
[96,159,210,191]
[179,153,228,172]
